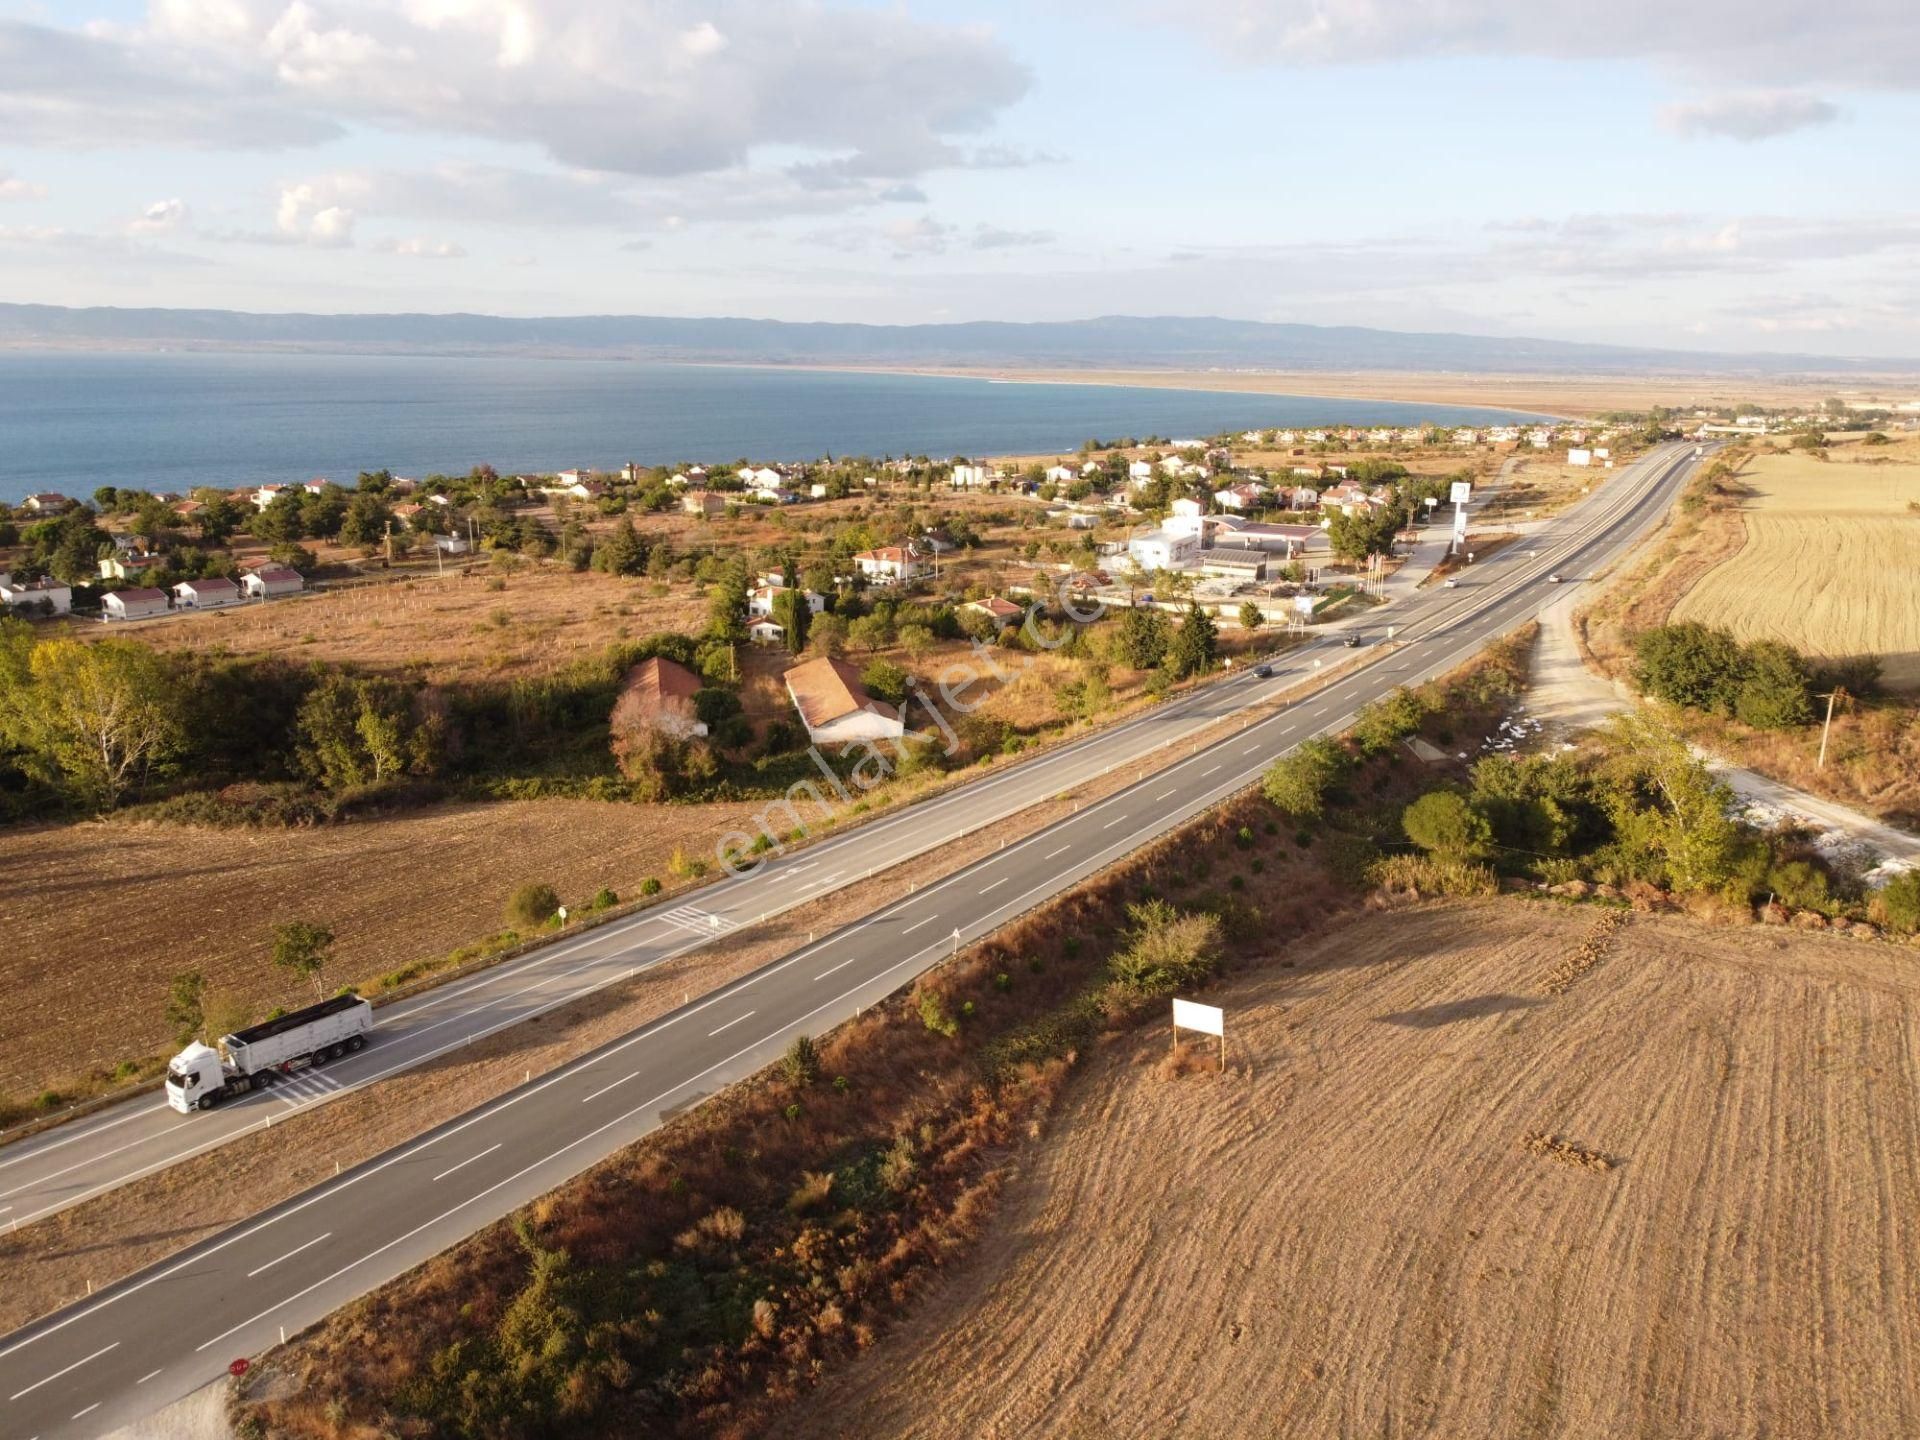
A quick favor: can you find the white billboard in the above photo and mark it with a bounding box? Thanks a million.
[1172,997,1224,1037]
[1449,480,1473,505]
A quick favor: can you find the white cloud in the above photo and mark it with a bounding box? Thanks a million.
[1140,0,1920,92]
[0,169,47,201]
[3,3,1030,187]
[275,181,355,246]
[972,224,1053,251]
[130,196,190,232]
[370,234,467,259]
[1660,91,1843,142]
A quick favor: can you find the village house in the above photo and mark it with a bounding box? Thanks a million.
[740,466,784,490]
[173,576,242,609]
[749,581,825,619]
[1127,460,1154,483]
[20,493,72,514]
[1044,464,1077,484]
[102,586,170,622]
[783,656,904,745]
[1567,448,1593,467]
[609,656,707,739]
[853,545,929,586]
[1127,527,1199,572]
[681,489,727,517]
[250,484,289,510]
[949,463,996,489]
[962,596,1025,630]
[242,566,304,599]
[1213,482,1268,512]
[1280,484,1320,510]
[0,577,73,615]
[747,618,786,646]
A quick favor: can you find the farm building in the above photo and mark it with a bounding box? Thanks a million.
[609,656,706,739]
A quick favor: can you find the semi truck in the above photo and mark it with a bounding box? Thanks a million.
[165,993,373,1112]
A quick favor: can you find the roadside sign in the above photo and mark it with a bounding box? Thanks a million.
[1173,998,1223,1036]
[1449,480,1472,505]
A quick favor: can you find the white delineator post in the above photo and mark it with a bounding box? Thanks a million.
[1172,997,1226,1068]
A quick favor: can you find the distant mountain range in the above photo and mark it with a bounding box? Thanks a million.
[0,303,1911,377]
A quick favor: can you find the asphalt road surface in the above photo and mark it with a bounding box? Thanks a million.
[0,442,1706,1438]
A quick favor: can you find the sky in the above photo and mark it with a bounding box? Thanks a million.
[0,0,1917,356]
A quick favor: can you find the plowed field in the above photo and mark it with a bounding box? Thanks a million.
[778,901,1920,1439]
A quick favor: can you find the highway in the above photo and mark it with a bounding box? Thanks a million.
[0,441,1705,1438]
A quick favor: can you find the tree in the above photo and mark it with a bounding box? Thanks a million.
[1107,900,1222,997]
[166,970,206,1046]
[861,658,910,708]
[1238,601,1264,632]
[337,491,393,550]
[1735,640,1814,730]
[1632,622,1746,714]
[195,496,247,545]
[1261,736,1350,819]
[1164,603,1217,679]
[295,672,438,790]
[706,560,750,644]
[1402,790,1493,860]
[807,613,848,658]
[271,920,334,998]
[252,492,307,545]
[1115,606,1169,669]
[1599,713,1741,893]
[1351,687,1432,755]
[1326,501,1407,562]
[593,516,645,576]
[1876,872,1920,933]
[771,586,811,654]
[1,636,189,809]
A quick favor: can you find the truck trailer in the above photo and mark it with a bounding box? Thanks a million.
[165,993,373,1112]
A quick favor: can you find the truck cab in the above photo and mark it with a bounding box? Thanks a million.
[165,1042,230,1112]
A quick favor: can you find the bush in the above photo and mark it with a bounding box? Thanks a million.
[860,658,910,708]
[640,877,662,895]
[1875,871,1920,932]
[1106,899,1222,998]
[1633,622,1746,714]
[590,887,618,911]
[782,1034,820,1088]
[1261,737,1350,819]
[917,989,959,1037]
[1402,790,1493,860]
[504,882,561,930]
[1352,688,1432,755]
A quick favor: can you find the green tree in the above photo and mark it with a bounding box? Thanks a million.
[593,516,645,576]
[1261,736,1350,819]
[1402,790,1493,860]
[1735,640,1814,730]
[1326,501,1408,562]
[1164,602,1218,679]
[706,560,750,644]
[294,672,437,790]
[1876,872,1920,932]
[861,658,910,708]
[771,587,811,654]
[1632,622,1746,714]
[166,970,206,1047]
[1238,600,1264,632]
[0,635,188,808]
[1600,713,1741,893]
[1116,606,1169,669]
[337,491,393,550]
[252,492,307,545]
[195,496,247,545]
[271,920,334,998]
[1351,687,1432,756]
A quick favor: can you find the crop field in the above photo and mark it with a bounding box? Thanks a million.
[779,900,1920,1439]
[1670,438,1920,688]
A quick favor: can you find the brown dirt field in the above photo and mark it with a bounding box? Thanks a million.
[876,367,1919,420]
[0,797,774,1099]
[776,900,1920,1440]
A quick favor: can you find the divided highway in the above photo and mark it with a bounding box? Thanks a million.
[0,442,1705,1437]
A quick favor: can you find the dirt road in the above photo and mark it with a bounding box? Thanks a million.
[776,901,1920,1439]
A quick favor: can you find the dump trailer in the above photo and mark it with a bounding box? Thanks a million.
[165,993,373,1112]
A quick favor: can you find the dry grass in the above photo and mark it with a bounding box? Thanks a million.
[1669,437,1920,688]
[775,900,1920,1440]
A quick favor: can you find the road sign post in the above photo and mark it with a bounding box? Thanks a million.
[1172,997,1226,1068]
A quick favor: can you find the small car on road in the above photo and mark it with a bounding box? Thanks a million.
[1344,633,1363,648]
[1253,664,1274,679]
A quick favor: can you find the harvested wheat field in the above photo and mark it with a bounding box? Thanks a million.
[1671,439,1920,687]
[777,900,1920,1440]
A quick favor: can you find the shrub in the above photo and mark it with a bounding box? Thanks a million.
[1262,737,1350,819]
[1633,621,1746,714]
[1873,871,1920,932]
[782,1034,820,1088]
[1402,790,1494,860]
[1107,899,1222,998]
[640,877,662,896]
[994,971,1013,992]
[590,887,618,911]
[1766,859,1833,913]
[1370,853,1499,897]
[1352,687,1433,755]
[917,989,959,1037]
[504,882,561,930]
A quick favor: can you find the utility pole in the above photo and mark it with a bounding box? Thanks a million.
[1817,687,1848,770]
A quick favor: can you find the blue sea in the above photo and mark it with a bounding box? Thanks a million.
[0,350,1550,503]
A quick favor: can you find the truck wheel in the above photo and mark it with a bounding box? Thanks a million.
[311,1048,327,1066]
[196,1094,215,1111]
[329,1043,347,1060]
[347,1036,365,1052]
